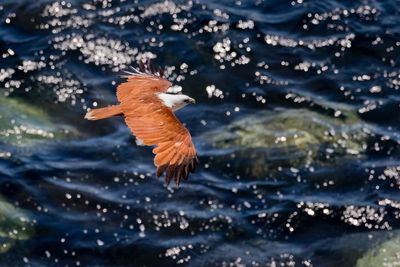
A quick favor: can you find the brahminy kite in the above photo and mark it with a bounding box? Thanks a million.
[85,62,198,186]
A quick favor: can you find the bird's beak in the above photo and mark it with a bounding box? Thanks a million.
[189,98,196,104]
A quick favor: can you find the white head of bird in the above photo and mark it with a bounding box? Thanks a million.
[158,92,196,111]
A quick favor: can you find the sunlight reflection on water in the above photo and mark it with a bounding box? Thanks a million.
[0,0,399,266]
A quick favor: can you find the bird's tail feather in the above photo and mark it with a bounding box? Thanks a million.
[84,105,122,120]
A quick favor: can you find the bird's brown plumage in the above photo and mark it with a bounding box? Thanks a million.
[86,64,198,186]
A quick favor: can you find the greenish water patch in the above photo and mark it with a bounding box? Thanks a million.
[356,236,400,267]
[201,108,369,177]
[0,196,34,253]
[0,95,77,147]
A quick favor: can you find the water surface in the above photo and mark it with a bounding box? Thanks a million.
[0,0,399,266]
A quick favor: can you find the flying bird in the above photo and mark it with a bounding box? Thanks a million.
[84,62,198,186]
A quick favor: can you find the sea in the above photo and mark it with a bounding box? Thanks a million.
[0,0,399,266]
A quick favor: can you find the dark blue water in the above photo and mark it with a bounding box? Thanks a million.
[0,0,399,266]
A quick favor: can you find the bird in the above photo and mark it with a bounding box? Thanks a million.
[84,61,198,186]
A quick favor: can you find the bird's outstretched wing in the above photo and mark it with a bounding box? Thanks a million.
[118,66,198,186]
[117,61,171,102]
